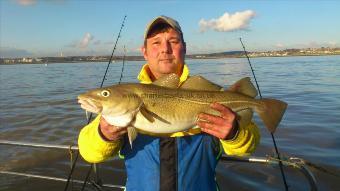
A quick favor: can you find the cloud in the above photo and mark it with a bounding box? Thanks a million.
[325,41,338,47]
[66,41,78,48]
[272,41,339,50]
[93,40,101,45]
[79,32,94,48]
[0,47,33,58]
[199,10,256,33]
[104,41,115,45]
[124,47,141,55]
[294,41,339,49]
[66,32,94,49]
[275,43,285,48]
[186,44,225,54]
[16,0,37,6]
[15,0,66,6]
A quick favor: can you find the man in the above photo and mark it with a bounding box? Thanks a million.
[78,15,260,191]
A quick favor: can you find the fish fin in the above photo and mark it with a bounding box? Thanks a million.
[140,107,155,123]
[140,107,171,125]
[127,126,138,149]
[152,73,179,88]
[257,98,287,133]
[180,75,223,91]
[151,112,171,125]
[228,77,258,98]
[236,109,253,128]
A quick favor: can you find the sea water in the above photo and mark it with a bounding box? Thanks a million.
[1,55,339,190]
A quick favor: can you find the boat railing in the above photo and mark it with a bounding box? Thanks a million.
[0,140,124,190]
[220,155,318,191]
[0,140,317,191]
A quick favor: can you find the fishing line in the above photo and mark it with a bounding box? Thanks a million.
[68,145,76,190]
[63,151,79,191]
[118,46,127,84]
[239,38,289,191]
[99,16,127,88]
[80,15,127,191]
[63,15,127,191]
[81,164,94,191]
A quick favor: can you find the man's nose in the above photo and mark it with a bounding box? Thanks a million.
[160,41,172,53]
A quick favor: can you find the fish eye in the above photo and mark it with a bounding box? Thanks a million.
[101,90,110,97]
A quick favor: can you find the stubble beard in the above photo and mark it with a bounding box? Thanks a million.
[158,59,178,75]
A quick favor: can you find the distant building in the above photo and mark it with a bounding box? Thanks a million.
[22,57,33,63]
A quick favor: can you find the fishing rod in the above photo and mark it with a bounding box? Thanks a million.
[239,38,289,191]
[80,16,127,191]
[99,16,127,88]
[80,46,127,191]
[118,45,127,84]
[63,15,127,191]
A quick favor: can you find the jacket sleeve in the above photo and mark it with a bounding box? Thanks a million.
[220,122,260,156]
[78,114,122,163]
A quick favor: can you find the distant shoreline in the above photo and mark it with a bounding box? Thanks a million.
[1,54,340,65]
[1,48,339,65]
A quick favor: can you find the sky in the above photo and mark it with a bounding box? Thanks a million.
[1,0,339,58]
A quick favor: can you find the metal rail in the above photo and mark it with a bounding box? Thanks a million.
[0,140,125,190]
[1,140,317,190]
[220,156,318,191]
[0,140,78,150]
[0,170,125,189]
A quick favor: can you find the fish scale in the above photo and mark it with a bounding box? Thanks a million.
[78,74,287,145]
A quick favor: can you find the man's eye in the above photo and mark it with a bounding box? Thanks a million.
[152,41,160,45]
[170,39,179,44]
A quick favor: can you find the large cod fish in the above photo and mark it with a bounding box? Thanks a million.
[78,74,287,145]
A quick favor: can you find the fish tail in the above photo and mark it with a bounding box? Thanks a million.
[257,98,287,133]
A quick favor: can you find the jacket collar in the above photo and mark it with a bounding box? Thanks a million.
[137,64,189,85]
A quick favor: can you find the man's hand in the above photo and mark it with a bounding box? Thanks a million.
[99,116,127,141]
[197,103,239,140]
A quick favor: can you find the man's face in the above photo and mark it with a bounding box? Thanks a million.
[142,28,186,79]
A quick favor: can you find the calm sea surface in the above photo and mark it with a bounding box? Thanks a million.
[0,56,339,190]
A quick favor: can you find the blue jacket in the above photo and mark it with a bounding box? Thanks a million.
[121,133,221,191]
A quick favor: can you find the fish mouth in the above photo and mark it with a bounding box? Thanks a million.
[78,97,102,114]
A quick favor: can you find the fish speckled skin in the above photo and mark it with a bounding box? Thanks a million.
[78,75,287,139]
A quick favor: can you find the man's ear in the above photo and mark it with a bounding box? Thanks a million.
[141,46,148,60]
